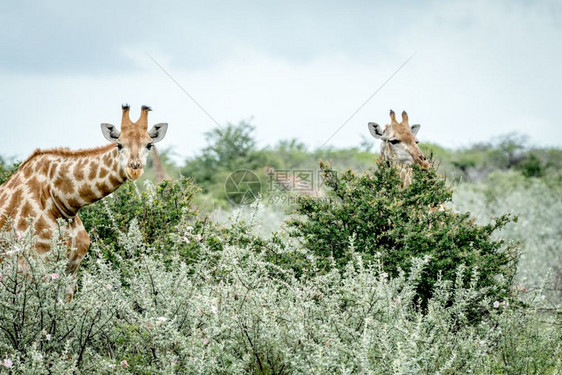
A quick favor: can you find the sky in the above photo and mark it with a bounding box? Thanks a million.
[1,0,561,163]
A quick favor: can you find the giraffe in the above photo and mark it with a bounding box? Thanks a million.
[151,146,170,184]
[368,109,429,187]
[0,104,168,299]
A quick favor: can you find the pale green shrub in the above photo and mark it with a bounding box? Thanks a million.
[1,216,560,374]
[454,172,562,306]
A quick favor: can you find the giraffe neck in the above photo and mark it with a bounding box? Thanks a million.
[379,143,412,188]
[151,147,169,184]
[380,142,393,162]
[50,145,127,218]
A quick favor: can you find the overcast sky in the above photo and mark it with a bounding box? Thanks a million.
[1,0,561,162]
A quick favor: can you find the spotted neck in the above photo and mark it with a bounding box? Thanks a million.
[49,145,127,218]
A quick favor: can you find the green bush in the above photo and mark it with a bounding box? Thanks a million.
[287,160,520,310]
[0,162,18,186]
[1,165,560,373]
[79,177,285,274]
[519,152,545,178]
[79,177,202,265]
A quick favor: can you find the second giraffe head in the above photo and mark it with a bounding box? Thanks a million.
[367,110,429,169]
[101,104,168,180]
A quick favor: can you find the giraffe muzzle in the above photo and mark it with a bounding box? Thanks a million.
[417,156,431,169]
[127,161,144,180]
[129,160,142,169]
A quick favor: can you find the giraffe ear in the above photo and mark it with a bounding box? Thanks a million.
[410,124,421,136]
[101,123,121,142]
[148,123,168,143]
[368,122,386,139]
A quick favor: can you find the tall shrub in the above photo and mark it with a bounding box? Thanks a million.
[287,160,519,308]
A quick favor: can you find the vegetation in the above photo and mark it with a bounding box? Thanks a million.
[0,206,559,373]
[287,160,519,311]
[0,123,560,373]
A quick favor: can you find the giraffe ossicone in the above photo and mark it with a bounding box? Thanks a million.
[0,104,168,300]
[368,109,429,187]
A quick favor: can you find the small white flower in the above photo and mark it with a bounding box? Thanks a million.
[46,334,51,341]
[157,316,167,322]
[6,245,21,255]
[493,301,500,308]
[381,272,388,279]
[185,226,194,231]
[210,305,218,315]
[3,359,13,368]
[106,284,112,290]
[51,273,60,280]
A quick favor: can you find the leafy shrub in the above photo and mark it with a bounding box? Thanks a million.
[79,177,202,265]
[80,178,285,275]
[0,221,559,374]
[0,162,18,186]
[287,160,520,310]
[518,152,545,178]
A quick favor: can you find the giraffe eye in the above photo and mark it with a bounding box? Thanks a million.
[389,139,400,145]
[116,143,123,150]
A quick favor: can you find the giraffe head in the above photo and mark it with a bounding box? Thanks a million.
[367,110,429,169]
[101,104,168,180]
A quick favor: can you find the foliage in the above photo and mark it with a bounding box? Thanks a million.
[519,152,545,178]
[0,128,560,373]
[181,121,273,207]
[79,178,283,276]
[432,133,562,182]
[179,122,378,209]
[454,171,562,306]
[287,160,520,309]
[0,223,559,374]
[0,162,18,186]
[79,177,201,266]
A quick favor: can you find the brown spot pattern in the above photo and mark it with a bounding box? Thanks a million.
[5,188,23,217]
[67,197,82,211]
[78,184,98,203]
[74,163,85,180]
[20,201,36,220]
[88,161,98,180]
[96,181,112,195]
[36,242,51,254]
[54,177,75,195]
[108,174,121,187]
[98,167,109,179]
[35,216,51,239]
